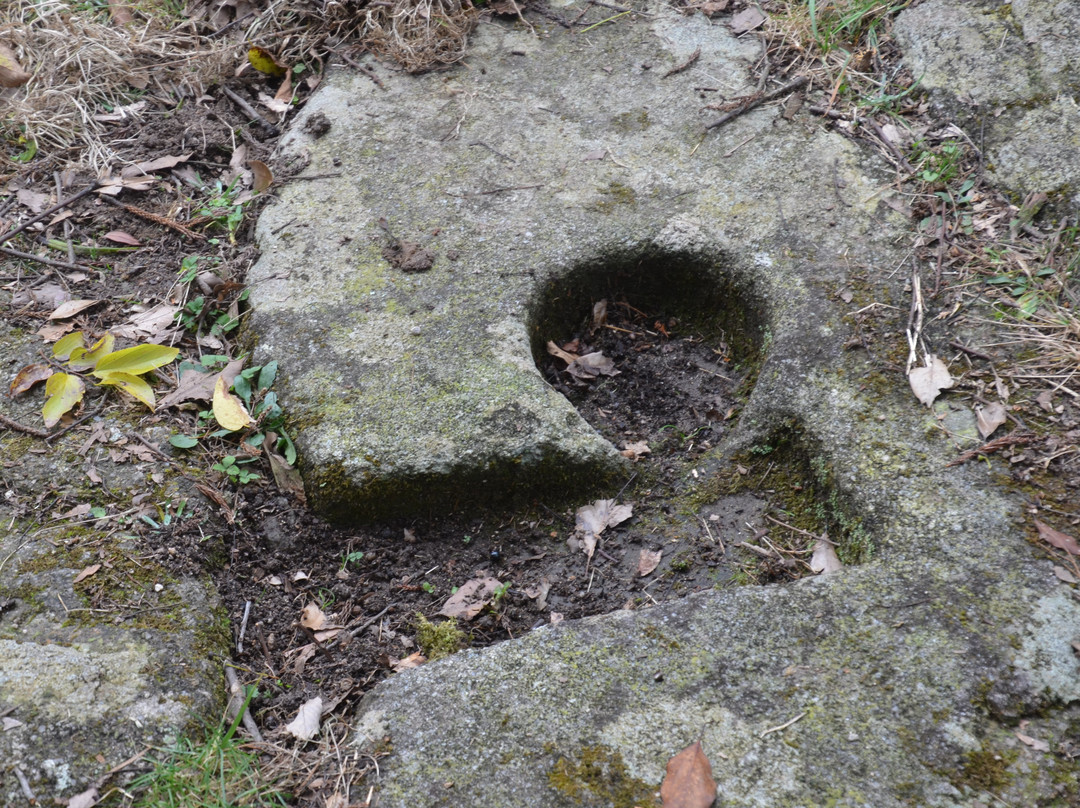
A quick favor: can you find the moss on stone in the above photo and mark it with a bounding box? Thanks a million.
[547,744,658,808]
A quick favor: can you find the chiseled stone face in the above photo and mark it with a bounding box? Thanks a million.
[248,4,896,521]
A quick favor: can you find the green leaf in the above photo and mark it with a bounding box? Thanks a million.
[232,373,253,405]
[96,371,156,409]
[169,434,199,449]
[42,373,85,427]
[93,344,179,377]
[257,361,278,392]
[53,332,85,361]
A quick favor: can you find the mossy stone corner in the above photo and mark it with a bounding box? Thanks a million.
[247,2,898,521]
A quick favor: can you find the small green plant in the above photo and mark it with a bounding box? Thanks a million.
[421,581,436,594]
[414,613,467,660]
[910,139,963,186]
[340,550,365,570]
[212,454,261,484]
[196,177,247,244]
[126,688,287,808]
[491,581,511,605]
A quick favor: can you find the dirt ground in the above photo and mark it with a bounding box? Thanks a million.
[3,3,1080,804]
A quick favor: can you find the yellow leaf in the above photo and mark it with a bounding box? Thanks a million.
[248,46,287,78]
[53,331,85,361]
[68,333,115,371]
[213,375,253,431]
[92,343,178,377]
[42,373,85,427]
[96,371,155,409]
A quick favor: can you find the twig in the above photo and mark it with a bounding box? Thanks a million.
[945,430,1035,467]
[0,412,50,438]
[14,766,36,801]
[221,86,280,135]
[0,181,99,246]
[949,341,993,361]
[663,47,700,79]
[0,244,82,271]
[333,50,387,90]
[237,600,251,653]
[760,711,807,738]
[445,183,545,198]
[44,404,106,444]
[765,514,834,544]
[100,195,203,240]
[224,664,265,743]
[347,605,391,640]
[705,76,809,131]
[867,117,915,173]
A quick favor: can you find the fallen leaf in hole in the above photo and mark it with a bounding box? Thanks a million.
[439,577,502,620]
[1034,519,1080,556]
[592,298,608,329]
[567,352,619,381]
[1053,565,1077,584]
[212,375,253,431]
[73,564,101,584]
[575,499,633,537]
[265,432,306,503]
[403,527,417,543]
[158,359,244,409]
[292,570,310,582]
[550,612,564,625]
[976,401,1008,439]
[391,652,426,672]
[250,160,273,194]
[267,575,283,586]
[382,240,435,272]
[582,533,597,561]
[1015,731,1050,753]
[49,299,100,320]
[9,363,53,397]
[66,787,100,808]
[546,340,579,364]
[637,549,662,577]
[908,355,953,407]
[621,441,651,461]
[660,740,716,808]
[524,578,551,610]
[260,90,291,114]
[1035,390,1054,413]
[0,43,31,88]
[810,538,843,574]
[274,73,293,106]
[730,5,766,33]
[285,696,322,741]
[103,230,142,246]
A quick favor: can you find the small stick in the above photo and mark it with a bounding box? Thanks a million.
[663,47,700,79]
[44,404,106,444]
[347,605,391,640]
[221,86,279,134]
[237,600,252,653]
[14,767,36,801]
[867,117,915,173]
[723,133,756,158]
[0,181,99,246]
[0,244,82,271]
[948,341,993,361]
[760,711,807,738]
[100,195,203,240]
[807,105,846,119]
[945,430,1035,468]
[0,412,49,438]
[224,665,265,743]
[765,514,833,543]
[705,76,809,131]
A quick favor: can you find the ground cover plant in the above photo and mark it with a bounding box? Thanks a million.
[1,1,1078,806]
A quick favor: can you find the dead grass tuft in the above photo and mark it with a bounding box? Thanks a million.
[361,0,478,72]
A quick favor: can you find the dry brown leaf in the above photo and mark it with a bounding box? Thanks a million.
[575,499,633,537]
[16,189,50,213]
[660,740,717,808]
[1035,519,1080,556]
[908,355,953,407]
[49,299,100,320]
[67,787,100,808]
[810,538,843,574]
[9,363,53,397]
[1053,565,1077,584]
[300,603,327,630]
[265,432,306,504]
[1015,730,1050,753]
[121,153,193,178]
[730,6,766,33]
[976,402,1008,439]
[637,548,662,577]
[567,352,619,381]
[285,696,322,741]
[73,563,101,584]
[1035,390,1055,413]
[582,533,597,561]
[391,651,426,672]
[3,717,24,731]
[112,303,182,341]
[37,322,74,342]
[108,0,135,24]
[546,340,579,364]
[438,577,501,620]
[621,441,651,461]
[103,230,142,246]
[0,43,31,88]
[250,160,273,194]
[158,360,244,409]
